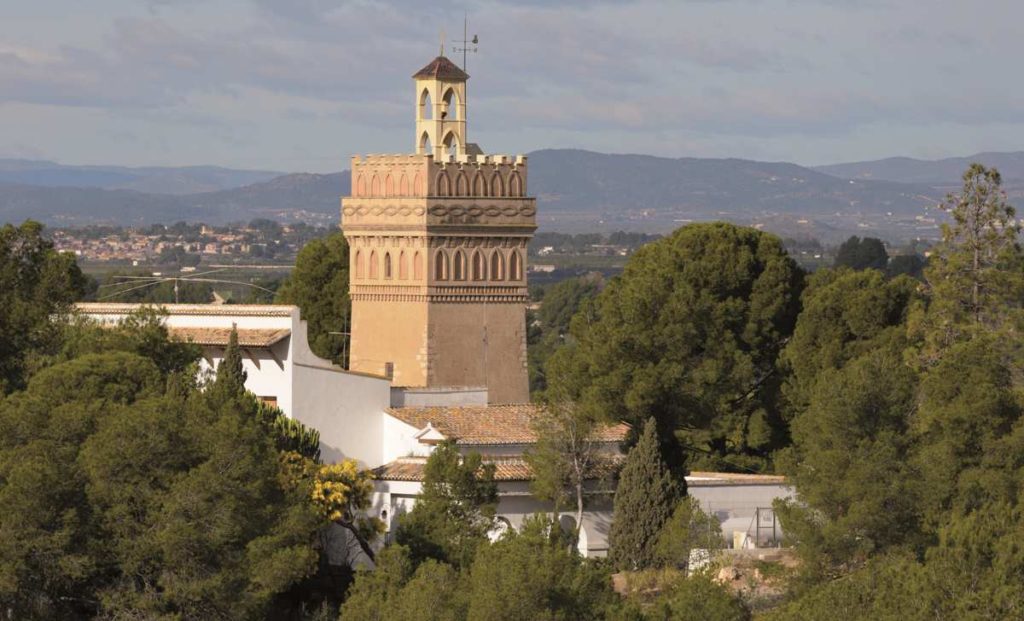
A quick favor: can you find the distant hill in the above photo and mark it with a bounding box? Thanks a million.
[814,152,1024,191]
[0,150,953,240]
[0,173,347,226]
[527,149,938,216]
[0,159,284,195]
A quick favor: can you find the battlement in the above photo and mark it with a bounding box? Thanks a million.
[349,153,529,199]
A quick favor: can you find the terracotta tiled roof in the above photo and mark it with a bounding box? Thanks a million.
[168,326,290,348]
[375,455,623,483]
[385,404,630,446]
[412,55,469,81]
[76,302,295,317]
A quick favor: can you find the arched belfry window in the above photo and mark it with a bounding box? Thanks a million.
[472,251,485,281]
[490,251,504,281]
[509,250,522,281]
[442,131,459,160]
[434,250,449,281]
[453,250,466,281]
[369,250,379,279]
[383,252,392,279]
[420,131,432,156]
[420,88,432,120]
[442,88,459,121]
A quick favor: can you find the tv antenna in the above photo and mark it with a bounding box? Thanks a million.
[451,15,478,72]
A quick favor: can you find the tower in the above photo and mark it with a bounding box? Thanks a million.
[341,53,536,405]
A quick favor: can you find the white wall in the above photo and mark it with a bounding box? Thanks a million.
[689,483,795,546]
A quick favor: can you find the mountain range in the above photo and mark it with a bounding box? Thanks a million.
[2,150,1021,240]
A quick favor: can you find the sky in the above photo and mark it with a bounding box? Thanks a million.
[2,0,1023,173]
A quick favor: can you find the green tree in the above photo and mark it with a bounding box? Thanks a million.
[276,230,350,366]
[395,441,498,569]
[651,573,751,621]
[528,275,602,393]
[886,254,926,280]
[653,497,723,572]
[777,346,921,576]
[526,400,612,538]
[917,163,1024,353]
[547,223,803,473]
[833,235,889,271]
[0,220,87,393]
[779,269,917,417]
[465,515,617,621]
[609,418,682,571]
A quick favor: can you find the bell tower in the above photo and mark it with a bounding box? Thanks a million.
[414,54,468,160]
[340,52,536,405]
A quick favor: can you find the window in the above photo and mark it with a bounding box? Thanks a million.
[369,250,378,279]
[384,252,392,279]
[355,250,364,279]
[260,396,278,408]
[509,172,523,197]
[491,172,504,197]
[436,172,451,197]
[398,250,408,279]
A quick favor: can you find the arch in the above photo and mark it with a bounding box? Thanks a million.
[453,250,466,281]
[509,171,523,198]
[471,250,486,281]
[413,251,423,280]
[420,131,432,156]
[442,87,459,121]
[383,252,392,279]
[419,88,432,120]
[369,250,379,279]
[399,173,409,196]
[442,131,459,159]
[370,174,381,197]
[398,250,408,279]
[509,250,522,280]
[490,251,504,280]
[436,171,451,197]
[356,174,366,197]
[490,172,505,197]
[434,250,449,280]
[385,174,394,197]
[354,250,364,279]
[455,172,469,197]
[413,172,425,195]
[473,171,488,197]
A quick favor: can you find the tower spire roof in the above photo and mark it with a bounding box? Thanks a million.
[413,55,469,81]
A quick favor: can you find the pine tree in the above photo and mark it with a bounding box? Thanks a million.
[608,417,683,571]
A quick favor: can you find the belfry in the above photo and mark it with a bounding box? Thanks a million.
[341,52,536,404]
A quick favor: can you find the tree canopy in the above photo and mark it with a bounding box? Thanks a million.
[276,230,350,366]
[833,235,889,271]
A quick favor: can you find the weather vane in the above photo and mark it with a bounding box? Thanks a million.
[451,14,478,72]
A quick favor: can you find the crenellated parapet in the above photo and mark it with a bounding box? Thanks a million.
[349,154,529,199]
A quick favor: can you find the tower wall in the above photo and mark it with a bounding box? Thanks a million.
[342,153,535,404]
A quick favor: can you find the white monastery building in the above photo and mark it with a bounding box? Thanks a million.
[76,52,792,558]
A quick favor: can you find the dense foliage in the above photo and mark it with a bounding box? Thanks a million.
[276,230,351,366]
[0,220,87,393]
[832,235,889,271]
[545,222,804,472]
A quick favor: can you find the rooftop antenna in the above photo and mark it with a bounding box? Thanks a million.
[451,14,478,72]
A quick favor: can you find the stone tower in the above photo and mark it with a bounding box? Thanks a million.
[340,53,536,405]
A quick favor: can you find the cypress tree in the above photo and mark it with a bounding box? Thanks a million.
[608,417,683,571]
[217,326,247,392]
